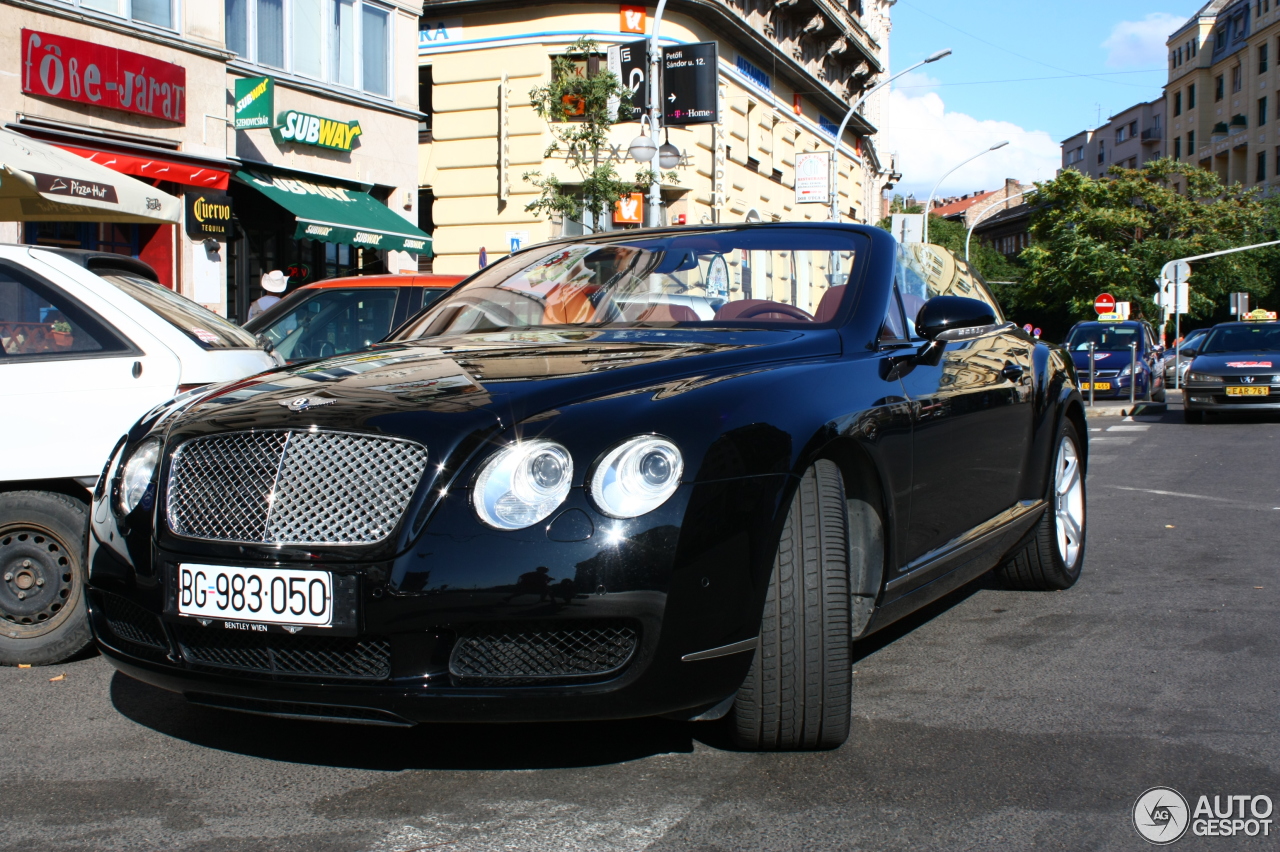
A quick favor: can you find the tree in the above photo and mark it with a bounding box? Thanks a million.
[524,37,677,232]
[1010,158,1280,340]
[876,212,1023,286]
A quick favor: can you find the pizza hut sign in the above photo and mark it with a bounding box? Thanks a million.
[22,30,186,124]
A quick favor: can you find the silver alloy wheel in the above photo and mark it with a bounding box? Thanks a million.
[1054,435,1085,568]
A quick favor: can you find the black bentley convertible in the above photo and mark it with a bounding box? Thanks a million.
[88,223,1087,751]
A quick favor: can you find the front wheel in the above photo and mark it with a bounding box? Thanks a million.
[0,491,92,666]
[728,460,852,751]
[995,420,1086,591]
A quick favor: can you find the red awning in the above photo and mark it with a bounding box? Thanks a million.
[55,144,229,190]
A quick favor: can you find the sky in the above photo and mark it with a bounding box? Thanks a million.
[882,1,1202,198]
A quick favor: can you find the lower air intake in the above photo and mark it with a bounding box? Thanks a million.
[449,621,639,684]
[174,624,390,680]
[98,593,168,651]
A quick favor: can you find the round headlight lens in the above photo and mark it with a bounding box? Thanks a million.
[590,436,683,518]
[473,440,573,529]
[117,438,162,515]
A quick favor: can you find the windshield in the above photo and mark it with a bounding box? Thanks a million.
[252,287,400,361]
[101,273,259,350]
[1201,323,1280,353]
[1064,325,1142,352]
[390,228,865,339]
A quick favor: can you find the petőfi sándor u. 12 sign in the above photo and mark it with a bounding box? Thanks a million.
[272,111,362,152]
[184,192,232,240]
[662,42,718,126]
[233,77,273,129]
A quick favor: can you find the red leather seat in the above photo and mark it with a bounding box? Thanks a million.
[636,303,699,322]
[714,300,813,322]
[814,285,845,323]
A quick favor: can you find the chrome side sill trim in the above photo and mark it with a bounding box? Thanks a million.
[681,637,758,662]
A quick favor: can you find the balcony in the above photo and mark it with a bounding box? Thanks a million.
[1140,127,1162,143]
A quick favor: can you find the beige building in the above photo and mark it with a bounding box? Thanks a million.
[1,0,427,320]
[1165,0,1280,190]
[417,0,895,275]
[1060,99,1164,180]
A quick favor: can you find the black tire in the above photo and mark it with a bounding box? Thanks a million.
[729,460,852,751]
[0,491,92,666]
[995,419,1086,591]
[1183,408,1203,424]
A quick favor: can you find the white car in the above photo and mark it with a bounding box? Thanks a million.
[0,245,280,665]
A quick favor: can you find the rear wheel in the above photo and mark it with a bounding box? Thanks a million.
[995,420,1086,591]
[728,460,852,751]
[0,491,92,666]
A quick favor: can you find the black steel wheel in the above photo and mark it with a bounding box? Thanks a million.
[0,491,92,666]
[995,419,1086,591]
[728,459,852,751]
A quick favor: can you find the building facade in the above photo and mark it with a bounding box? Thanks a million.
[1060,98,1165,179]
[417,0,895,276]
[1165,0,1280,192]
[1,0,427,320]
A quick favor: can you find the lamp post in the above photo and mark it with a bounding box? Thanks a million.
[921,140,1009,244]
[964,187,1033,262]
[647,0,669,227]
[828,48,951,223]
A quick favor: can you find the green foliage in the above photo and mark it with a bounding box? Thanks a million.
[875,213,1024,290]
[1010,158,1280,339]
[523,37,677,231]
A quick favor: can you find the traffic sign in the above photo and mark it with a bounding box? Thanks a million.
[1161,259,1192,283]
[1094,293,1116,314]
[607,39,648,122]
[662,42,718,126]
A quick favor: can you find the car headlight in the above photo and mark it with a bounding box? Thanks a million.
[1119,364,1132,377]
[1187,372,1222,383]
[473,440,573,529]
[589,436,683,518]
[117,438,162,515]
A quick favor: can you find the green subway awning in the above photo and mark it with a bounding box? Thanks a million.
[234,169,431,256]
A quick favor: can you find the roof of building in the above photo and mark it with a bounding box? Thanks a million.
[930,190,998,219]
[971,202,1036,233]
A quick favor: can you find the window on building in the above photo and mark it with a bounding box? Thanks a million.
[1259,150,1267,182]
[1233,65,1243,93]
[1174,91,1182,116]
[1117,124,1128,143]
[1188,83,1196,109]
[1188,130,1195,154]
[70,0,177,29]
[1154,113,1162,130]
[1275,146,1280,177]
[1097,139,1106,164]
[1261,96,1269,125]
[1262,42,1270,73]
[1174,136,1182,158]
[418,65,432,141]
[1192,39,1197,57]
[1216,74,1225,100]
[226,0,392,96]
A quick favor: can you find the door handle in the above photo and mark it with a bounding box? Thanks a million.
[132,361,143,379]
[1001,363,1024,383]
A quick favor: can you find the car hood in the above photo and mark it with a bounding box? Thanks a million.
[168,327,836,436]
[1188,353,1280,375]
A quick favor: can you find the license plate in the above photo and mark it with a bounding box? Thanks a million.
[1226,386,1270,396]
[178,564,333,627]
[1081,382,1111,391]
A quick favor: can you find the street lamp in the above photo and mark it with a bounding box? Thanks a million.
[921,140,1009,244]
[646,0,670,227]
[828,48,952,223]
[964,188,1033,262]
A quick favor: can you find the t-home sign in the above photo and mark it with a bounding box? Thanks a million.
[273,110,362,152]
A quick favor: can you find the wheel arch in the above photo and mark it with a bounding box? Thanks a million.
[0,479,92,504]
[809,437,891,605]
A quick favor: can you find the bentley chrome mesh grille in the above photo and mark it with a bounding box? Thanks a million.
[449,621,639,684]
[174,624,391,680]
[166,430,428,545]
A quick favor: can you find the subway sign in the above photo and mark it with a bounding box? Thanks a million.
[272,110,362,151]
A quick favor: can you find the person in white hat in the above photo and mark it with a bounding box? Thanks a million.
[247,270,288,319]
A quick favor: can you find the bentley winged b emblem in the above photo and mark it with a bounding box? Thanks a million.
[278,396,336,412]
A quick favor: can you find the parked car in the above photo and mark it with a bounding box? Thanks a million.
[88,225,1086,751]
[1182,318,1280,422]
[243,273,464,363]
[1063,319,1166,401]
[0,245,281,666]
[1164,327,1209,386]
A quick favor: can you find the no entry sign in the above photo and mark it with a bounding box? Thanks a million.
[1094,293,1116,315]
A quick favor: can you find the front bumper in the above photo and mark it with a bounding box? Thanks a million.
[1184,385,1280,412]
[88,476,788,725]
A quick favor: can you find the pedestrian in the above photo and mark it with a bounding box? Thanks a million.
[247,270,288,319]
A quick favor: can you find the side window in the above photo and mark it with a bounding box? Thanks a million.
[0,265,128,360]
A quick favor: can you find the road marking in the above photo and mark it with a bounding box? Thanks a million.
[1106,425,1151,431]
[1091,437,1137,444]
[1103,485,1274,510]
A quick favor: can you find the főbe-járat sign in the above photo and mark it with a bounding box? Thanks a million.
[273,110,362,152]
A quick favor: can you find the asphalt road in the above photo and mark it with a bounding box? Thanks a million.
[4,395,1279,852]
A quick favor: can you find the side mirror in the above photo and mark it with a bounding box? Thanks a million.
[915,296,1002,342]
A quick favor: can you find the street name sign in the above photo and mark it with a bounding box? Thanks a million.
[662,42,718,126]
